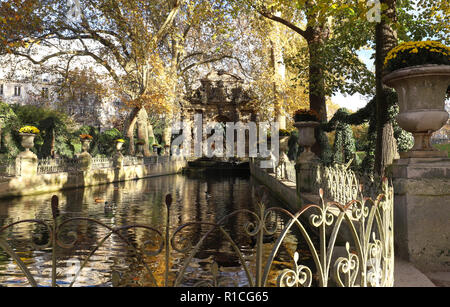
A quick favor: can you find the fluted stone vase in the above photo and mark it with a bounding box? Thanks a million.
[294,121,320,163]
[383,65,450,158]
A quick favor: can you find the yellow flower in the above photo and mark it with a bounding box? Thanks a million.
[19,126,40,134]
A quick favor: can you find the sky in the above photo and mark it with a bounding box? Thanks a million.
[331,49,375,112]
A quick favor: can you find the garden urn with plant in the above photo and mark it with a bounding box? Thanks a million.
[18,126,39,153]
[383,41,450,158]
[293,110,320,163]
[16,126,40,176]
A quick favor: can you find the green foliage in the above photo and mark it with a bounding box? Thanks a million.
[97,128,123,156]
[318,89,412,172]
[332,121,356,164]
[433,143,450,158]
[279,129,291,136]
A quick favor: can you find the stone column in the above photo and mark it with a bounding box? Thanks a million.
[79,139,92,171]
[391,157,450,271]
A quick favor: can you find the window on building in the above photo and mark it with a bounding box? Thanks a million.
[14,86,21,97]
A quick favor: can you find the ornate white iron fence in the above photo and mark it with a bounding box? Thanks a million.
[312,164,384,204]
[0,179,394,287]
[37,158,79,174]
[91,157,114,169]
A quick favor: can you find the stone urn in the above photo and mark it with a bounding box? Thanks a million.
[19,133,37,152]
[383,65,450,158]
[294,121,320,163]
[114,141,124,169]
[116,141,124,152]
[79,138,92,170]
[80,138,92,153]
[136,144,144,157]
[16,133,38,176]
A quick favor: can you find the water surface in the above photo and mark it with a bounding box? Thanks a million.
[0,173,305,287]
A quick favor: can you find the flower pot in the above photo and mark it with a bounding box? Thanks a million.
[294,121,320,162]
[383,65,450,158]
[19,133,36,151]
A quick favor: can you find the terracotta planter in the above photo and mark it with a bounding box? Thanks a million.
[383,65,450,158]
[294,121,320,162]
[19,133,36,151]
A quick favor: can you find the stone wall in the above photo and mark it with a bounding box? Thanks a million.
[391,157,450,271]
[249,160,301,212]
[0,158,187,199]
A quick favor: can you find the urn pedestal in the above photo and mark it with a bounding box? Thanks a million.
[114,142,124,169]
[294,121,320,163]
[383,65,450,158]
[79,139,92,171]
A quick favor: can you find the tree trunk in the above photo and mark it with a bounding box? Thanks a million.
[136,108,152,157]
[305,27,329,156]
[123,107,140,155]
[305,26,329,122]
[269,15,287,129]
[375,0,399,175]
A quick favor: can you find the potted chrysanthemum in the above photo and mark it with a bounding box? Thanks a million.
[18,126,40,151]
[383,41,450,158]
[293,109,320,162]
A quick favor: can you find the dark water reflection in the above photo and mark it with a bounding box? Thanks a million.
[0,173,307,287]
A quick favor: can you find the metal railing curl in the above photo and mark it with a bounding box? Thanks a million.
[0,178,394,287]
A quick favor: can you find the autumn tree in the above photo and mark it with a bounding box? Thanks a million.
[227,1,375,123]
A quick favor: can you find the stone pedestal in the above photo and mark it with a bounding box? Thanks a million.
[15,150,38,177]
[391,157,450,271]
[78,152,92,171]
[114,152,124,169]
[296,162,318,194]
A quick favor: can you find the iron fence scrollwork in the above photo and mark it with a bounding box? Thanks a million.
[0,179,394,287]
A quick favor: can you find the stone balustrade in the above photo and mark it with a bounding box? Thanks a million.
[0,152,187,199]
